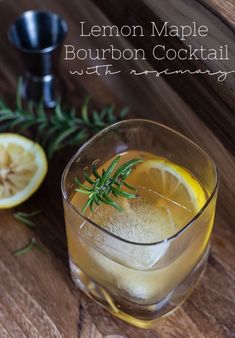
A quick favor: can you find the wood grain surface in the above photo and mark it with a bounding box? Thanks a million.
[199,0,235,28]
[0,0,235,337]
[93,0,235,153]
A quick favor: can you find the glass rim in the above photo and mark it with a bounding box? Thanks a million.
[61,119,219,246]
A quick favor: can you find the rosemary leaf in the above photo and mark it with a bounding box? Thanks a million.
[26,210,42,217]
[55,100,64,120]
[13,237,44,256]
[123,181,136,190]
[75,178,93,191]
[99,156,121,187]
[83,170,95,185]
[81,96,90,125]
[113,159,142,181]
[100,195,123,211]
[13,240,34,256]
[32,238,45,252]
[14,210,41,228]
[111,187,137,198]
[75,189,92,195]
[82,197,94,213]
[47,125,78,158]
[119,107,129,119]
[14,214,36,228]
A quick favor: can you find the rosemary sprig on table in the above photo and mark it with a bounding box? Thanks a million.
[75,156,143,213]
[13,237,45,256]
[14,210,41,228]
[0,80,128,157]
[13,210,45,256]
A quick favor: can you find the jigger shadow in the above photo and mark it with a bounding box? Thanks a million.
[8,10,68,108]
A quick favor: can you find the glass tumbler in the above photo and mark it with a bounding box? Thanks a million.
[61,119,218,328]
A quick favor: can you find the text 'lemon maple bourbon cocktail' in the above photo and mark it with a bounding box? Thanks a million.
[61,120,218,328]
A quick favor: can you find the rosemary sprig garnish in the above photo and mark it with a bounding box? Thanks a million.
[13,237,45,256]
[0,80,128,157]
[14,210,41,228]
[75,156,143,213]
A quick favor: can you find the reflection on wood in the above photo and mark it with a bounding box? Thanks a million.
[200,0,235,28]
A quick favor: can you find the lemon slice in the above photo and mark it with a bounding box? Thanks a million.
[129,157,206,216]
[0,133,47,208]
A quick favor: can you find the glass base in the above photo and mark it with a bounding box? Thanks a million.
[70,246,209,329]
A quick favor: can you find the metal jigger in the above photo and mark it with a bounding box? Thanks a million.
[8,10,68,108]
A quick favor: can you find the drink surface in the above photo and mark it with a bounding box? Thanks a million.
[66,150,211,302]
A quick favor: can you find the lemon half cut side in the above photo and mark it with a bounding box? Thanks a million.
[0,133,48,208]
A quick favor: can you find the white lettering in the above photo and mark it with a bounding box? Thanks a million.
[151,22,168,37]
[198,25,208,37]
[152,45,165,60]
[64,45,75,60]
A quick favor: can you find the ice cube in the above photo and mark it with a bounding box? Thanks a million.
[81,196,176,270]
[79,194,193,299]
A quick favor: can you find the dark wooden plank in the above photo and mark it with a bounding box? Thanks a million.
[92,0,235,154]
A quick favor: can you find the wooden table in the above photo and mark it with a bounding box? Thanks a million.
[0,0,234,337]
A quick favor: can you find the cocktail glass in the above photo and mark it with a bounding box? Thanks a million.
[61,119,218,328]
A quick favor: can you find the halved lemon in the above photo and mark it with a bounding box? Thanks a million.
[0,133,47,208]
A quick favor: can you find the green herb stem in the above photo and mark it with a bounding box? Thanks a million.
[0,80,128,157]
[13,237,45,256]
[14,210,41,228]
[75,156,143,213]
